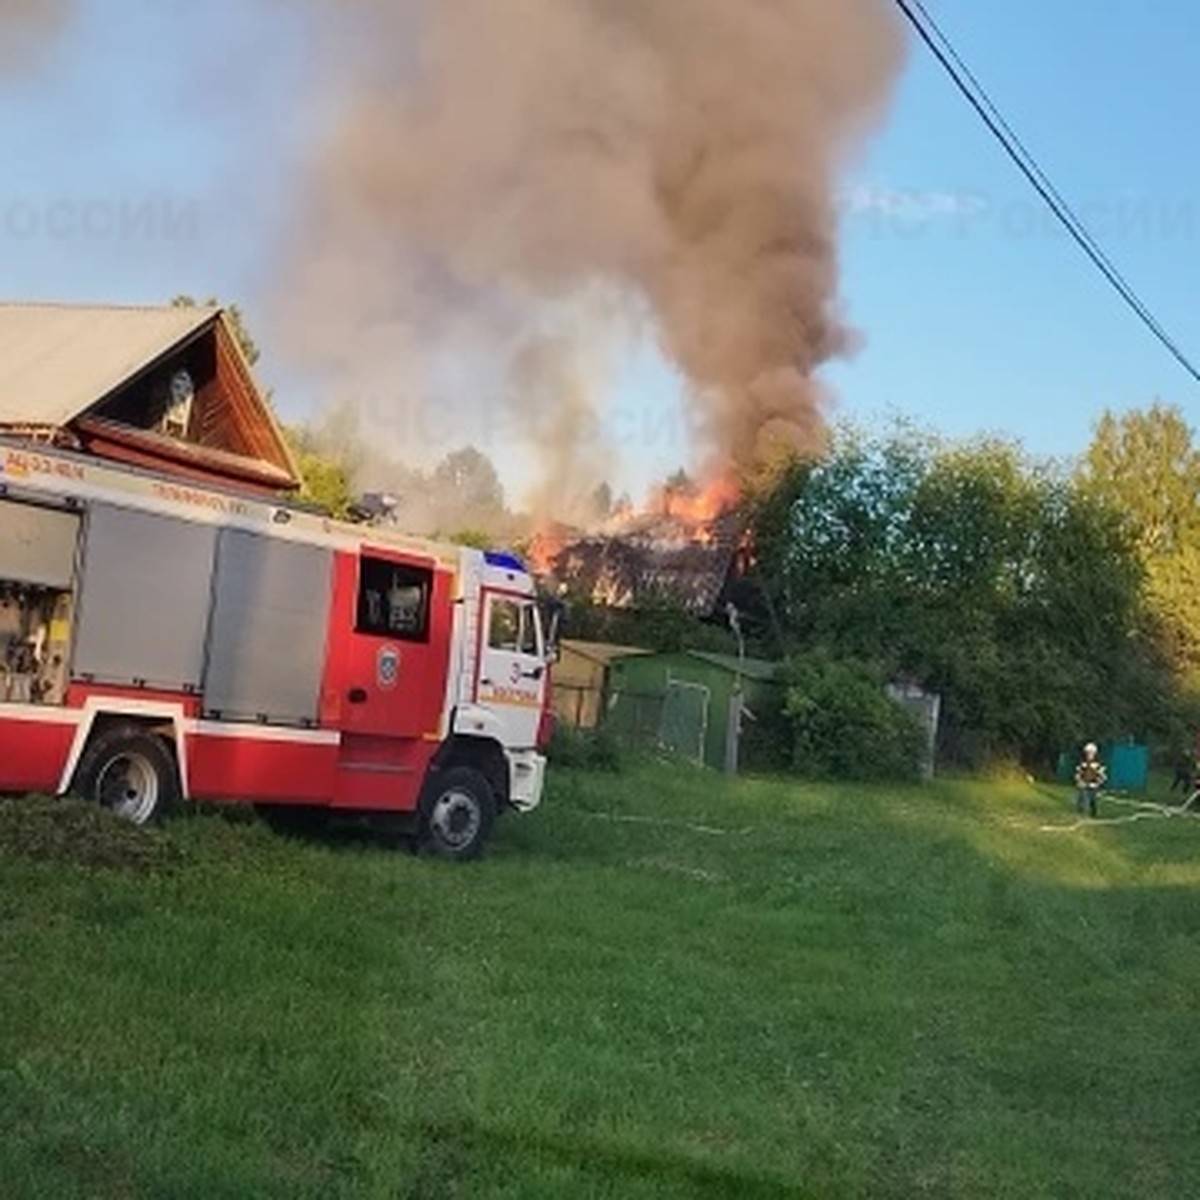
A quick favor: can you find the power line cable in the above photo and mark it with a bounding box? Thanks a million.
[907,0,1173,351]
[892,0,1200,384]
[906,0,1120,270]
[900,0,1194,374]
[897,0,1172,341]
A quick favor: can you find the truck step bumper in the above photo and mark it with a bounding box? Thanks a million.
[508,750,546,812]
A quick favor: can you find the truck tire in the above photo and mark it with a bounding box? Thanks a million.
[418,766,496,861]
[72,724,180,826]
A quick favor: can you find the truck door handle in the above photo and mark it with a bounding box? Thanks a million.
[347,687,368,704]
[480,678,494,687]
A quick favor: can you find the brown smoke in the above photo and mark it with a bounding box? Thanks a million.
[275,0,904,498]
[0,0,74,73]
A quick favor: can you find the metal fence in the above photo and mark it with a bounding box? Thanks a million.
[552,681,710,766]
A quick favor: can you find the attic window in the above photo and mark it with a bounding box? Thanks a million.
[94,332,215,442]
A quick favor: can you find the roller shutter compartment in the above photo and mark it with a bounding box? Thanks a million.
[202,529,333,725]
[73,504,217,689]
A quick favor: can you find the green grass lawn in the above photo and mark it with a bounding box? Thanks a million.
[3,763,1200,1198]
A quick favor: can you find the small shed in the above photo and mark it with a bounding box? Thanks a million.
[607,649,785,771]
[550,639,650,729]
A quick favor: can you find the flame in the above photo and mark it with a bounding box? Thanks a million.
[526,524,571,577]
[525,472,742,592]
[655,475,742,528]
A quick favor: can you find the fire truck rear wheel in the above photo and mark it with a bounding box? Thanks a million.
[72,725,180,827]
[419,767,496,861]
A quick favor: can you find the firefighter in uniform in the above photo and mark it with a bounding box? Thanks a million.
[1073,742,1106,818]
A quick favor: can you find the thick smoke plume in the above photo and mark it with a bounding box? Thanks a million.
[313,1,904,510]
[0,1,73,73]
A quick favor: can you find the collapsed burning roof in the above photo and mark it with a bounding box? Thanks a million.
[528,492,746,617]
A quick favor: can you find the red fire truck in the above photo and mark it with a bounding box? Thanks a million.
[0,438,554,858]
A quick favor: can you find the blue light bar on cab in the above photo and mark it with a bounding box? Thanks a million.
[484,550,527,573]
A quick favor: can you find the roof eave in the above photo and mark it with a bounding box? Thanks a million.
[74,415,297,491]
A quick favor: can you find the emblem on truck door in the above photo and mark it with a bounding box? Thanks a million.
[377,645,401,690]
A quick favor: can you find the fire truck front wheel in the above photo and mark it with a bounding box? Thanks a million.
[419,767,496,861]
[72,725,180,826]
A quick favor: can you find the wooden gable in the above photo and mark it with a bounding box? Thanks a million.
[0,302,299,495]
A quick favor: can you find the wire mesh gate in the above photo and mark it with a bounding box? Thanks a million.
[658,676,710,766]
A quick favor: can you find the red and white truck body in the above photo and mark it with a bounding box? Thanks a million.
[0,438,552,853]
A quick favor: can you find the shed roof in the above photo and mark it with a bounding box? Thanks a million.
[560,639,653,666]
[0,301,218,428]
[686,651,782,682]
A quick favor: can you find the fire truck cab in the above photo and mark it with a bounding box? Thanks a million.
[0,439,553,859]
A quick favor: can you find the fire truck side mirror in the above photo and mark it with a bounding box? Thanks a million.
[543,595,566,662]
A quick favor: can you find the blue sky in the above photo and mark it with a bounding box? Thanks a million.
[2,0,1198,498]
[829,0,1200,460]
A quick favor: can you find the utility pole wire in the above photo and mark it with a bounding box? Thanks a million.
[906,1,1126,280]
[893,0,1200,385]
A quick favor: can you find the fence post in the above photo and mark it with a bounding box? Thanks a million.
[725,689,743,776]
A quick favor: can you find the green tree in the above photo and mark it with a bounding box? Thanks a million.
[749,425,1165,770]
[1082,404,1200,558]
[746,423,930,656]
[283,427,356,519]
[1080,404,1200,673]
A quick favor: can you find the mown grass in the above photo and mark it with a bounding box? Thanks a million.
[2,765,1200,1197]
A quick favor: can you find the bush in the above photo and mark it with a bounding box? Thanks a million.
[738,690,793,774]
[546,724,623,772]
[782,653,925,781]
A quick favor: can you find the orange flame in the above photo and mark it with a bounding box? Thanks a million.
[525,474,742,581]
[655,475,741,527]
[526,526,570,576]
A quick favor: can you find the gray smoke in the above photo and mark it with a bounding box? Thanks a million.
[6,0,904,515]
[0,0,73,73]
[276,0,904,499]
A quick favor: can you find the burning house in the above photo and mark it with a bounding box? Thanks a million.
[528,480,750,618]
